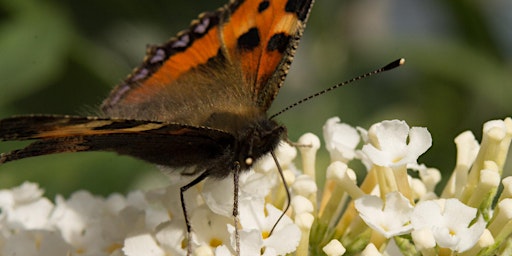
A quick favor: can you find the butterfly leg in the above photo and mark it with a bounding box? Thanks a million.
[180,170,210,255]
[233,161,241,256]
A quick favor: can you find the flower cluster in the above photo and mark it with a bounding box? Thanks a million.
[314,117,512,256]
[0,117,510,255]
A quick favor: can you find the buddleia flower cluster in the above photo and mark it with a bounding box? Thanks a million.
[310,117,511,256]
[0,117,510,256]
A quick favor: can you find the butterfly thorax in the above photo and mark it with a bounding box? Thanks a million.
[203,112,285,178]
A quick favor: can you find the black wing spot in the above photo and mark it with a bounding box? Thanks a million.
[237,27,260,51]
[267,33,291,53]
[285,0,313,21]
[258,0,270,13]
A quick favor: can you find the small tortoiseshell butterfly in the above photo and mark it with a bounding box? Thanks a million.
[1,0,315,253]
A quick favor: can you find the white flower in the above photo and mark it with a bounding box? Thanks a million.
[235,204,301,255]
[51,190,131,254]
[355,191,413,238]
[323,117,360,162]
[1,230,71,256]
[123,232,165,256]
[154,220,187,255]
[411,199,486,252]
[360,120,432,168]
[0,182,54,231]
[202,170,274,217]
[190,205,231,251]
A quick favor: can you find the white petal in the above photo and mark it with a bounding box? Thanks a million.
[10,197,54,229]
[238,229,263,256]
[194,245,214,256]
[202,177,234,217]
[11,182,44,203]
[361,121,432,168]
[360,144,393,166]
[262,247,277,256]
[238,197,266,230]
[123,233,165,256]
[2,231,38,256]
[368,120,409,151]
[432,225,460,249]
[323,117,360,162]
[155,221,187,255]
[214,245,233,256]
[105,193,128,213]
[2,230,71,256]
[355,192,413,238]
[411,227,436,250]
[398,127,432,165]
[411,200,444,229]
[264,224,301,254]
[411,199,486,252]
[239,171,275,199]
[190,205,231,247]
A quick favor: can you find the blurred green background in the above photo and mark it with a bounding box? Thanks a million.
[0,0,511,198]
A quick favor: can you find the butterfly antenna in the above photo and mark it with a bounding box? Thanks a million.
[269,58,405,120]
[269,151,291,236]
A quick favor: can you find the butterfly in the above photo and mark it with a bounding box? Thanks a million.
[0,0,314,253]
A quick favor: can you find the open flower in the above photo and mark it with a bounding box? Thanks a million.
[411,198,486,252]
[355,191,414,238]
[0,182,53,231]
[360,120,432,168]
[323,117,360,163]
[234,204,301,256]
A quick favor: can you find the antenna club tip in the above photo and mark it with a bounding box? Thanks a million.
[382,58,406,71]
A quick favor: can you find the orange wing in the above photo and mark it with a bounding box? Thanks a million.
[101,0,314,123]
[222,0,314,110]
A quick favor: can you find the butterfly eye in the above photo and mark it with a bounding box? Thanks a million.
[245,157,253,166]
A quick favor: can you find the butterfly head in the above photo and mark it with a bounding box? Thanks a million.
[235,117,286,171]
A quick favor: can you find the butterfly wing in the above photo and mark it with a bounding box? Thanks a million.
[0,115,234,174]
[1,0,315,172]
[101,0,314,128]
[221,0,314,110]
